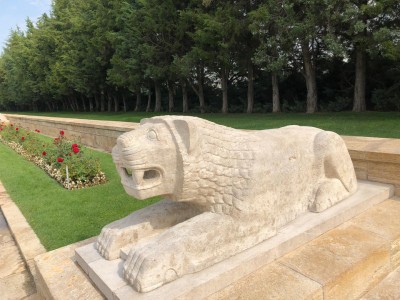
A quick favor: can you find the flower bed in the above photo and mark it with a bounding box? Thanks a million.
[0,122,107,189]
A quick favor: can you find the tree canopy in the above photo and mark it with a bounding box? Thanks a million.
[0,0,399,113]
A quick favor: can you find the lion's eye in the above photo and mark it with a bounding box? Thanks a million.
[147,129,158,141]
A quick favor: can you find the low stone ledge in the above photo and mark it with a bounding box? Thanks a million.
[343,136,400,195]
[34,237,104,300]
[5,114,139,152]
[0,182,46,282]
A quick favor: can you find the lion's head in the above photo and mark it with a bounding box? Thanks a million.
[113,116,199,200]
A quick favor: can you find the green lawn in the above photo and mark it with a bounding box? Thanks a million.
[7,111,400,138]
[0,141,157,250]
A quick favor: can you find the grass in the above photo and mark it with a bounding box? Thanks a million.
[7,111,400,138]
[0,141,158,251]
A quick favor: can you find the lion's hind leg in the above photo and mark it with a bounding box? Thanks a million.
[309,131,357,213]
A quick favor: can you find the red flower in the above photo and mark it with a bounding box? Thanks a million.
[54,138,59,141]
[72,143,78,148]
[57,157,64,163]
[73,147,80,154]
[16,128,19,131]
[42,151,47,156]
[21,136,25,141]
[60,130,64,135]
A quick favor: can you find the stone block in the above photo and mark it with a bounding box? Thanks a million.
[1,201,46,262]
[0,241,26,279]
[368,161,400,186]
[0,270,36,300]
[350,199,400,269]
[88,259,126,300]
[206,262,322,300]
[352,159,368,180]
[34,237,103,300]
[279,223,390,300]
[361,267,400,299]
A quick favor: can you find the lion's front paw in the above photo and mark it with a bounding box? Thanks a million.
[123,243,182,292]
[96,227,133,260]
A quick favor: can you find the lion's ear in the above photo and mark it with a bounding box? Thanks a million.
[173,120,198,155]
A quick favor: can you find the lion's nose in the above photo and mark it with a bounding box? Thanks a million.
[117,131,135,149]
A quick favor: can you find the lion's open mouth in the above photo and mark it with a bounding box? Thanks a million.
[121,167,162,189]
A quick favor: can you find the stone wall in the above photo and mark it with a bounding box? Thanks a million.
[5,114,138,152]
[342,136,400,196]
[5,114,400,195]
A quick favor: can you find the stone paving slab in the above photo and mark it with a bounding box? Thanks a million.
[0,240,26,279]
[34,237,104,300]
[0,182,40,300]
[361,266,400,299]
[279,223,390,300]
[0,270,37,300]
[349,199,400,269]
[1,200,46,276]
[75,180,393,300]
[207,262,323,300]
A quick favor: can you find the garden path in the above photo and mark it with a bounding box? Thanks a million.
[0,210,39,299]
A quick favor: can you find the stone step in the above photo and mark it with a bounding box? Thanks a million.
[70,180,394,300]
[211,196,400,300]
[361,264,400,299]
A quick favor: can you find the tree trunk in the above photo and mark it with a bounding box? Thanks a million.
[94,94,99,112]
[146,91,152,112]
[114,94,119,112]
[100,91,105,112]
[89,97,94,112]
[107,93,113,112]
[81,95,87,112]
[221,68,228,114]
[182,81,188,113]
[198,83,205,114]
[154,80,162,112]
[73,96,80,112]
[122,94,127,112]
[69,96,76,112]
[62,100,67,111]
[353,47,367,112]
[302,41,318,113]
[168,82,174,112]
[135,90,141,112]
[272,72,281,113]
[246,62,254,114]
[189,66,206,113]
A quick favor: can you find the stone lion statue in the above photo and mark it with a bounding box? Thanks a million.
[96,116,357,292]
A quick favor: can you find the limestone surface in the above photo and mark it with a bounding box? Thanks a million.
[96,116,358,292]
[0,113,8,124]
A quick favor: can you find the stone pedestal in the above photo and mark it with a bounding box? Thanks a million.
[75,181,393,300]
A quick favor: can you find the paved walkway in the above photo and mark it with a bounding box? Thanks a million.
[0,210,39,300]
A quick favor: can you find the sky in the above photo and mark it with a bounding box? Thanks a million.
[0,0,52,53]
